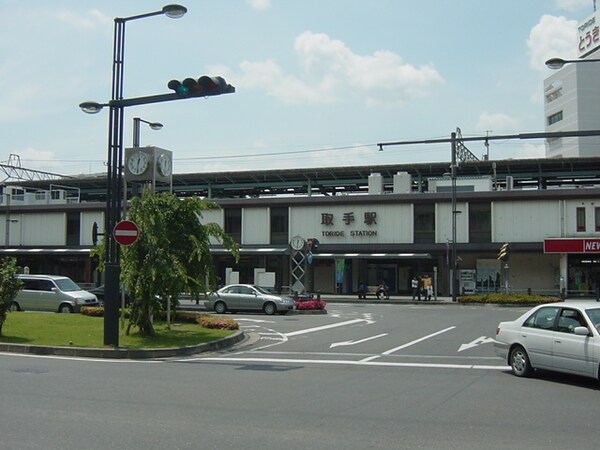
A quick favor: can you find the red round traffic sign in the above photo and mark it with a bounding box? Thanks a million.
[113,220,139,246]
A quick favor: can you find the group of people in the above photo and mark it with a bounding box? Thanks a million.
[411,275,433,301]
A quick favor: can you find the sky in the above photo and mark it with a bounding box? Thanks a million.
[0,0,593,176]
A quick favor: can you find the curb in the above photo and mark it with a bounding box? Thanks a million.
[0,330,245,360]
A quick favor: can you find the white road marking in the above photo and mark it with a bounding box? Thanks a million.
[458,336,497,352]
[330,333,388,348]
[381,326,456,355]
[284,318,374,337]
[195,356,509,371]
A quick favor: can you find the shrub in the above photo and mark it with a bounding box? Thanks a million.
[81,306,104,317]
[295,299,327,310]
[196,314,239,330]
[458,293,560,305]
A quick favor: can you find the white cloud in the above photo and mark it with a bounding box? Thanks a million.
[246,0,271,10]
[233,31,444,106]
[476,112,520,133]
[55,9,111,30]
[555,0,590,12]
[527,15,578,71]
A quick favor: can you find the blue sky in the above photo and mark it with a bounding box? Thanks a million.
[0,0,592,176]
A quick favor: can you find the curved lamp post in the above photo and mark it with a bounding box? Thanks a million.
[82,4,186,347]
[545,57,600,69]
[133,117,163,147]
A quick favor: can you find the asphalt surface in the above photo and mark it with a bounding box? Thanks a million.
[0,295,455,359]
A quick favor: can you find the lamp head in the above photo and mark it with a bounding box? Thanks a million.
[162,4,187,18]
[545,58,566,70]
[79,101,104,114]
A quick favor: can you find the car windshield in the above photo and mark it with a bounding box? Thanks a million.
[585,308,600,332]
[54,278,81,292]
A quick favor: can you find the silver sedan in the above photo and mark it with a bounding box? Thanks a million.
[206,284,295,315]
[495,301,600,379]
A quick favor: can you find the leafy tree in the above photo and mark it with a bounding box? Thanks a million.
[0,257,23,335]
[121,191,238,336]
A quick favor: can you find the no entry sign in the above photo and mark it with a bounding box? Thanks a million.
[113,220,139,246]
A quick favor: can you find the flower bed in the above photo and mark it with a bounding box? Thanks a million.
[295,299,327,310]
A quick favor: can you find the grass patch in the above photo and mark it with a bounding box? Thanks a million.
[0,312,235,349]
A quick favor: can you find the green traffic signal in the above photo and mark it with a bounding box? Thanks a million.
[167,76,235,98]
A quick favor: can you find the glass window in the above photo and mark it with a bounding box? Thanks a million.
[576,207,586,232]
[66,212,80,246]
[224,208,242,243]
[585,308,600,333]
[595,207,600,232]
[523,307,560,330]
[469,202,491,243]
[547,111,563,126]
[557,308,586,334]
[413,203,435,244]
[270,207,289,245]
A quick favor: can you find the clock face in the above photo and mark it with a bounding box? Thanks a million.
[290,236,305,250]
[127,151,149,175]
[157,153,172,177]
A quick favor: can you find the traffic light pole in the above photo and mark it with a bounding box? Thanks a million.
[103,18,126,347]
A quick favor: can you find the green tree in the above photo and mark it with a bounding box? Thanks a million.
[121,191,238,336]
[0,257,23,335]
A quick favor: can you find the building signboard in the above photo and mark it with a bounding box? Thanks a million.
[578,10,600,58]
[544,238,600,253]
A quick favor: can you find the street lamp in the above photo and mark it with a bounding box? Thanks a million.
[450,132,458,302]
[545,57,600,69]
[83,4,186,347]
[133,117,163,148]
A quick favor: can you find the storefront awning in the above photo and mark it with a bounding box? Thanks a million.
[312,253,432,259]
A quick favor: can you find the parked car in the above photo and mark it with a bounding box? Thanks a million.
[88,284,131,306]
[495,301,600,380]
[12,274,99,313]
[206,284,295,315]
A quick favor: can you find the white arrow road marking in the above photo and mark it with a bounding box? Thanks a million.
[330,333,388,349]
[284,318,374,337]
[235,319,276,323]
[361,326,456,362]
[458,336,497,352]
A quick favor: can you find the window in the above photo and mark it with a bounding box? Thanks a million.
[270,207,289,245]
[595,207,600,232]
[413,203,435,243]
[523,307,560,330]
[547,111,563,126]
[576,207,586,232]
[224,208,242,243]
[469,202,491,243]
[545,80,563,103]
[66,212,80,246]
[557,309,586,334]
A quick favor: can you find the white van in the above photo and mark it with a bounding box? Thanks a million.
[13,275,99,313]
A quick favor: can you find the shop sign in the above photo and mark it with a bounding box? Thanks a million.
[544,238,600,253]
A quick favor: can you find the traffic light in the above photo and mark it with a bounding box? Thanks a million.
[167,76,235,98]
[497,243,509,261]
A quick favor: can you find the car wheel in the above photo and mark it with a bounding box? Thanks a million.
[509,345,532,377]
[214,301,227,314]
[263,302,276,315]
[9,301,20,312]
[59,304,74,314]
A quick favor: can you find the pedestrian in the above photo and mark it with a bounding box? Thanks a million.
[426,283,433,301]
[411,276,419,300]
[421,275,432,301]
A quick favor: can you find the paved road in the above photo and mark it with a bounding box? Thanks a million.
[2,303,600,450]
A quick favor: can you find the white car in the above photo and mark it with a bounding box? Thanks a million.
[495,301,600,379]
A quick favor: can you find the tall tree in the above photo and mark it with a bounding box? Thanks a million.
[121,191,238,336]
[0,257,23,335]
